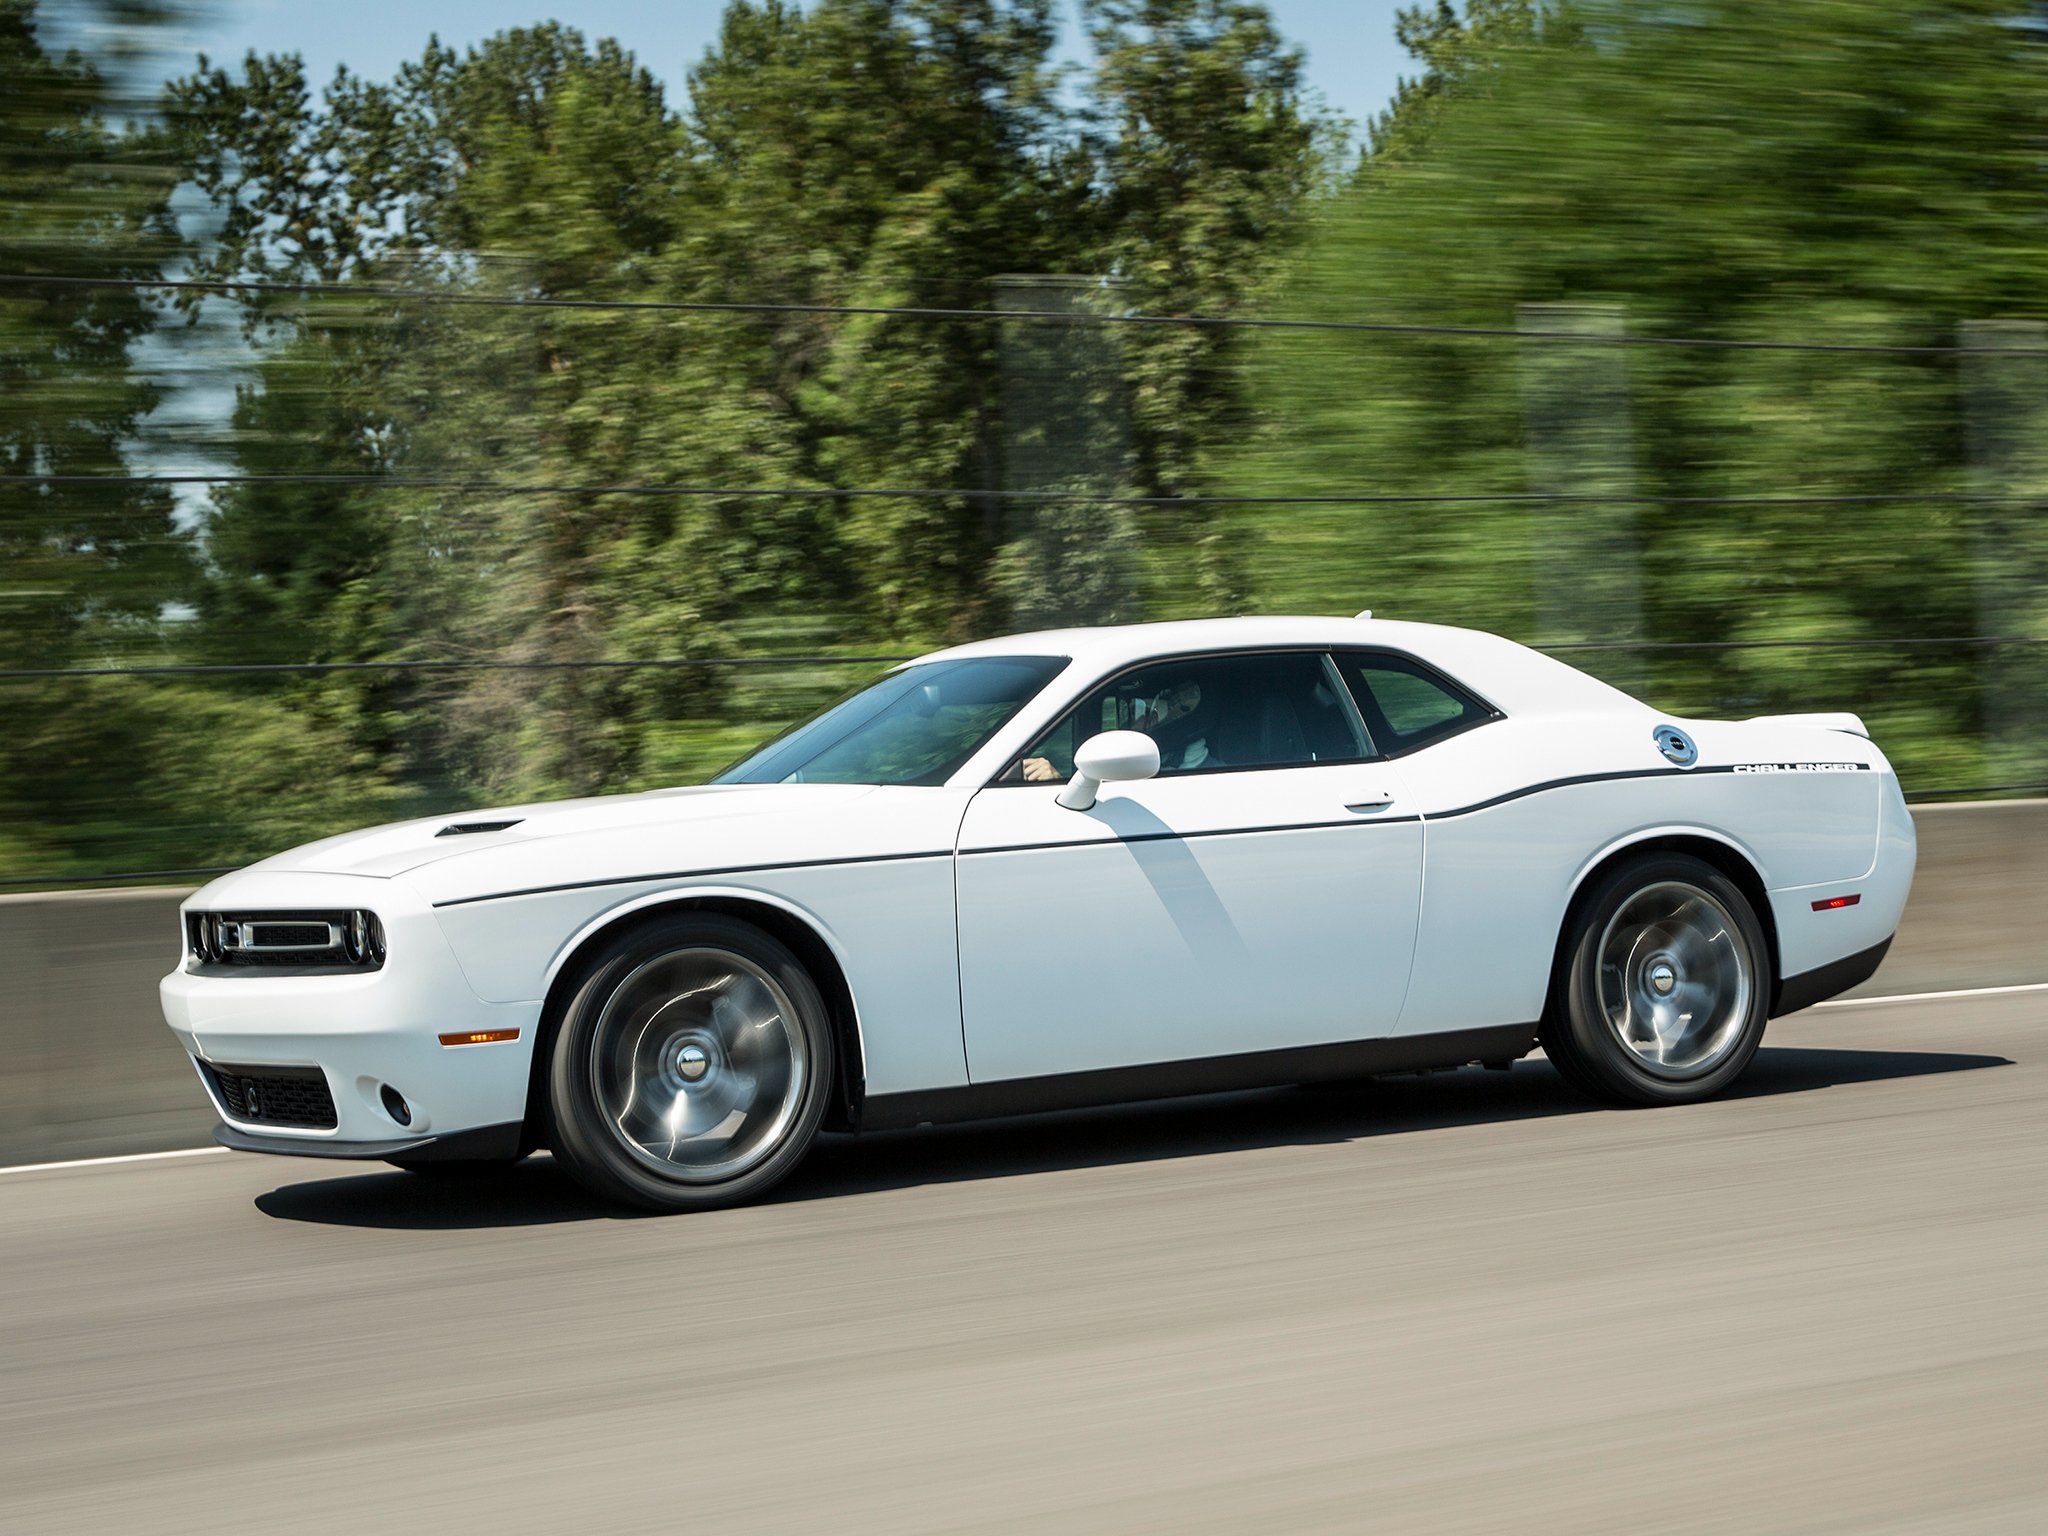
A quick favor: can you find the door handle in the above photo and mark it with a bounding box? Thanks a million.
[1345,793,1396,813]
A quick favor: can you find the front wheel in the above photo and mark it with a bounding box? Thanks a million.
[1542,854,1771,1106]
[546,914,834,1212]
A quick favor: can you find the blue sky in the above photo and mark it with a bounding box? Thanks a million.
[163,1,1415,137]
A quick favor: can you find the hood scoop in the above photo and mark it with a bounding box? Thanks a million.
[435,818,525,838]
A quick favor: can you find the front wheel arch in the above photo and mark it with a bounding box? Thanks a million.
[521,894,866,1152]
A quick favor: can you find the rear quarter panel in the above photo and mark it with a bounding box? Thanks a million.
[1392,713,1893,1035]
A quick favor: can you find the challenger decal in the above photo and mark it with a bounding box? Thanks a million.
[1731,762,1869,774]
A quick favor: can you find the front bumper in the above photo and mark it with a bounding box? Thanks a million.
[213,1120,525,1161]
[161,871,541,1151]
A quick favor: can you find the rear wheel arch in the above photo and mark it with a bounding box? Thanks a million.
[1551,832,1779,1007]
[522,893,866,1149]
[1543,843,1774,1104]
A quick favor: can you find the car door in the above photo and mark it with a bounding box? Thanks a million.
[953,649,1424,1083]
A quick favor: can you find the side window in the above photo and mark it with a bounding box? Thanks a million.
[1006,651,1370,781]
[1334,651,1497,756]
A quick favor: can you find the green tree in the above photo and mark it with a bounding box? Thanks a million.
[154,1,1340,820]
[0,0,191,874]
[1,0,186,671]
[1365,0,1544,167]
[679,1,1080,638]
[1082,0,1338,613]
[1228,0,2048,789]
[166,27,709,800]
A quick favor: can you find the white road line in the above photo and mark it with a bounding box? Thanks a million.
[1815,980,2048,1009]
[0,1146,228,1178]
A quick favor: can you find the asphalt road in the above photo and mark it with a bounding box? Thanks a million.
[3,989,2043,1535]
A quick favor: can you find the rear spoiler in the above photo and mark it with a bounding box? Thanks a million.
[1748,711,1869,739]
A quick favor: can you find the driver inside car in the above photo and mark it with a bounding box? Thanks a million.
[1020,679,1208,782]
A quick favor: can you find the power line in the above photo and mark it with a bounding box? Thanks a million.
[7,635,2044,682]
[1902,782,2048,801]
[1,655,911,680]
[1539,636,2048,653]
[5,271,2042,357]
[5,472,2040,507]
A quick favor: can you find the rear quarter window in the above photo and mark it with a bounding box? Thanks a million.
[1334,651,1500,757]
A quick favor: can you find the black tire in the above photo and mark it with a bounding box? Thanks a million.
[546,913,835,1213]
[1541,853,1771,1106]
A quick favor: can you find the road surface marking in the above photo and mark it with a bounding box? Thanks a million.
[0,1146,228,1178]
[1815,980,2048,1009]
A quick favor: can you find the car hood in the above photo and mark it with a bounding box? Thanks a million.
[243,783,882,880]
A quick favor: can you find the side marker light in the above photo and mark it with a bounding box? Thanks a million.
[1811,894,1862,911]
[438,1029,521,1047]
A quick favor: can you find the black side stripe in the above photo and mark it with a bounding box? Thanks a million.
[434,819,1424,905]
[961,813,1423,859]
[433,761,1863,907]
[1427,764,1736,820]
[1427,760,1869,820]
[431,848,953,908]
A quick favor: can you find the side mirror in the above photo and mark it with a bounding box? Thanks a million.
[1057,730,1161,811]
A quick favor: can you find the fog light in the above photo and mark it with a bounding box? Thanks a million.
[379,1084,412,1126]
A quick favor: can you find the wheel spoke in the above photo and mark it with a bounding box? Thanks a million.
[1664,921,1721,977]
[712,981,785,1062]
[590,947,808,1184]
[1593,879,1754,1080]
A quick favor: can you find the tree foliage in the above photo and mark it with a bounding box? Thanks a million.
[1228,0,2048,789]
[7,0,2047,882]
[1,0,186,670]
[135,0,1328,823]
[1365,0,1542,166]
[0,0,192,873]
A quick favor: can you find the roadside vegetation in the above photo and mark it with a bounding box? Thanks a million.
[4,0,2045,881]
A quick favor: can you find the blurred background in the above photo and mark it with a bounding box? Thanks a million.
[7,13,2048,1529]
[5,0,2047,888]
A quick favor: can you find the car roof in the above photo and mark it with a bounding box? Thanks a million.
[915,615,1645,718]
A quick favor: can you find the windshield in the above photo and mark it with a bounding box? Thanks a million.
[713,655,1070,786]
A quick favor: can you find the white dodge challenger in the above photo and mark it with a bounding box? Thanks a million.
[162,616,1915,1211]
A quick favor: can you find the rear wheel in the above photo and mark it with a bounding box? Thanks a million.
[546,914,834,1212]
[1542,853,1770,1106]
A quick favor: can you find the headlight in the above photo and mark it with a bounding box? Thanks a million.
[186,909,387,973]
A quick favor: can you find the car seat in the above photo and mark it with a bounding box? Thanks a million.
[1213,691,1307,768]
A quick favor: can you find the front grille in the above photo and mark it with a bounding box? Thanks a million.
[206,947,344,970]
[248,922,333,948]
[197,1061,338,1129]
[185,909,384,974]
